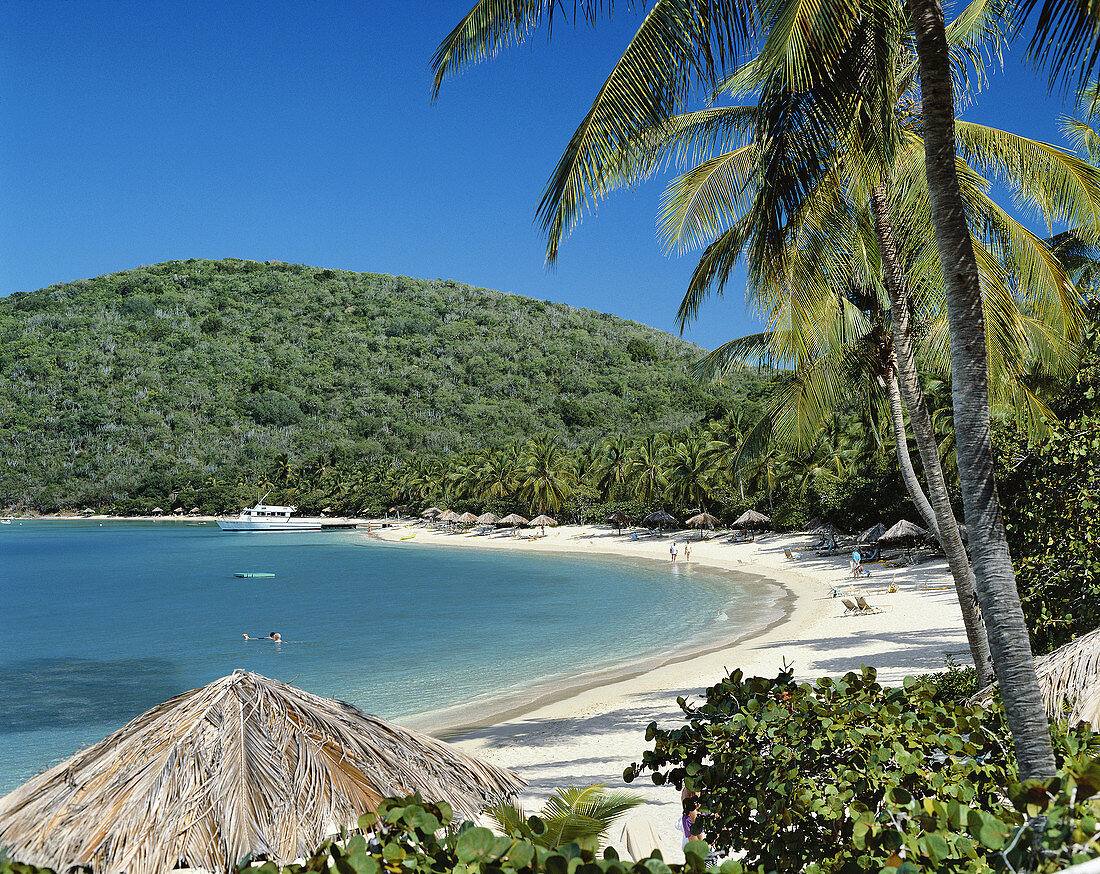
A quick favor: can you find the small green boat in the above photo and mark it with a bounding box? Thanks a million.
[234,572,276,578]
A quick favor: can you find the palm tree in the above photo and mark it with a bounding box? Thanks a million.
[596,435,632,499]
[626,434,669,505]
[487,785,644,853]
[645,3,1100,689]
[662,434,718,511]
[431,0,1092,780]
[519,434,576,514]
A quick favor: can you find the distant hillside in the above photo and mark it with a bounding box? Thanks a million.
[0,258,768,510]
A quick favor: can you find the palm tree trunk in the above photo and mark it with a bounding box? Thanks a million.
[909,0,1055,778]
[882,373,938,533]
[871,184,995,687]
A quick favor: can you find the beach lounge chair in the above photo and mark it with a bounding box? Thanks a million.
[855,596,883,614]
[841,598,860,614]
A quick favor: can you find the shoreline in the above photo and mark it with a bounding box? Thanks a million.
[373,522,969,860]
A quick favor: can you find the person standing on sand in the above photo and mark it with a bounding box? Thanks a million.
[684,543,691,561]
[670,541,678,561]
[681,787,702,845]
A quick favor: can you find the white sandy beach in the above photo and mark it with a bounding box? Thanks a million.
[375,521,969,861]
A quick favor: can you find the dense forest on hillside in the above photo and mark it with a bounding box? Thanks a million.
[0,258,771,510]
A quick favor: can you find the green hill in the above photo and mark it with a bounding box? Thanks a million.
[0,258,767,511]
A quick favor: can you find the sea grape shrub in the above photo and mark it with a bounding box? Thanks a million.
[233,795,722,874]
[624,667,1100,873]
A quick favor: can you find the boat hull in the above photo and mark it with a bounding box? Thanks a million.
[217,520,323,532]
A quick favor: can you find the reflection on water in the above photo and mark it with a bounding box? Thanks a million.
[0,657,181,734]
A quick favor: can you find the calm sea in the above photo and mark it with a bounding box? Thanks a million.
[0,522,781,794]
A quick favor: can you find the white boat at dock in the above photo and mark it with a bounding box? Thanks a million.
[217,499,358,532]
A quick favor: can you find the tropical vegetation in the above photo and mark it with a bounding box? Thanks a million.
[430,0,1100,784]
[627,665,1100,873]
[0,258,763,512]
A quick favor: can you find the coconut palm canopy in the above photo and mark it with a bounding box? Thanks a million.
[499,513,529,526]
[0,671,521,874]
[457,512,479,524]
[685,512,719,528]
[529,514,558,527]
[420,507,443,518]
[733,510,772,529]
[879,519,928,543]
[476,512,501,525]
[857,522,887,543]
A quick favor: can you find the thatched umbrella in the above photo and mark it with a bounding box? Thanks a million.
[476,512,500,525]
[529,514,558,535]
[685,512,719,540]
[420,507,443,519]
[0,671,521,874]
[605,511,630,534]
[972,626,1100,730]
[499,513,529,535]
[879,519,928,560]
[150,507,163,516]
[733,510,771,530]
[439,510,460,524]
[857,522,886,543]
[172,507,184,515]
[457,512,479,524]
[643,510,678,530]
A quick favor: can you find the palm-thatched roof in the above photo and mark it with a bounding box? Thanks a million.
[529,514,558,527]
[476,512,500,525]
[150,507,163,514]
[685,512,719,528]
[499,513,529,526]
[0,671,521,874]
[879,519,927,543]
[733,510,771,529]
[439,510,460,523]
[857,522,886,543]
[457,512,479,524]
[642,510,678,526]
[420,507,443,518]
[974,627,1100,729]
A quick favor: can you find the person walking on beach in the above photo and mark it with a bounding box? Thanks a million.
[852,549,865,579]
[670,541,678,562]
[684,542,691,561]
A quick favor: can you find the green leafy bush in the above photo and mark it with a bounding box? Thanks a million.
[625,666,1100,873]
[243,795,716,874]
[999,298,1100,653]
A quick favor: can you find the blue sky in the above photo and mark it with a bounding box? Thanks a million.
[0,1,1083,350]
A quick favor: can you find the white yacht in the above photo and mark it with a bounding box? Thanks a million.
[217,501,323,532]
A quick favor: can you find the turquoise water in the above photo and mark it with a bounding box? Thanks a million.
[0,522,780,794]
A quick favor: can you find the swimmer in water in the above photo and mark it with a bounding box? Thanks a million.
[243,632,282,642]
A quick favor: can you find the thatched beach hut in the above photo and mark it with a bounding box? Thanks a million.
[879,519,928,560]
[0,671,521,874]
